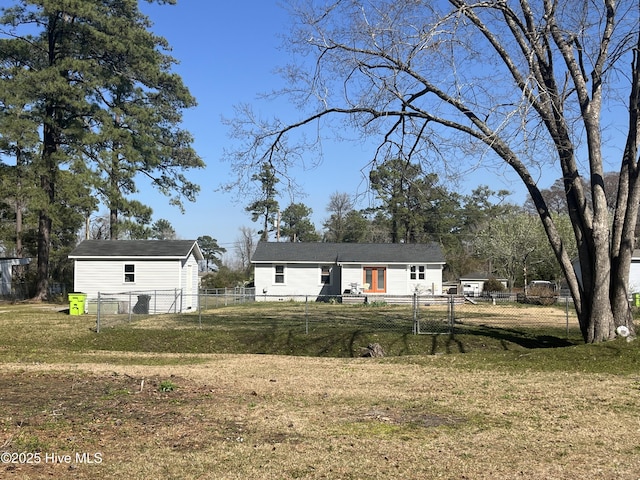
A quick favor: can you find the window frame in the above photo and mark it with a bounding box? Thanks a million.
[124,263,135,283]
[274,264,285,284]
[320,265,332,285]
[410,265,426,280]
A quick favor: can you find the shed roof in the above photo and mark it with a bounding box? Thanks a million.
[251,242,445,264]
[69,240,203,261]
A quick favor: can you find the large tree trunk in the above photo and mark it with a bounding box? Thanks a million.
[522,158,621,343]
[32,15,61,301]
[610,168,639,336]
[33,142,55,301]
[110,207,118,240]
[14,147,24,258]
[33,147,56,300]
[609,45,640,337]
[34,212,51,301]
[33,92,57,300]
[583,241,616,343]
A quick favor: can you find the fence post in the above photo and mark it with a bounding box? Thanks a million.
[305,295,309,334]
[412,293,418,334]
[128,291,132,322]
[449,295,455,334]
[96,291,101,333]
[565,296,569,338]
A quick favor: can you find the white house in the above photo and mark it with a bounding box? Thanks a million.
[629,249,640,294]
[68,240,203,313]
[251,242,446,301]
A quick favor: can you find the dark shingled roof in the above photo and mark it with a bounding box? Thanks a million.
[251,242,445,264]
[69,240,203,260]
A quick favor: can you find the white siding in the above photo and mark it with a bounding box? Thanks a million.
[74,257,204,314]
[340,264,364,292]
[424,264,443,295]
[74,259,181,296]
[386,265,407,295]
[180,253,200,310]
[630,260,640,293]
[254,263,339,301]
[342,263,443,295]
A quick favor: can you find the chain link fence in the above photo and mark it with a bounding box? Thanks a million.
[91,290,578,335]
[92,289,186,332]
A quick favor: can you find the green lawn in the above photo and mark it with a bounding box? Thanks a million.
[1,302,640,479]
[2,301,637,374]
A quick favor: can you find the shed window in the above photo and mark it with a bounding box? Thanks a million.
[124,264,135,283]
[274,265,285,284]
[321,265,331,284]
[410,265,425,280]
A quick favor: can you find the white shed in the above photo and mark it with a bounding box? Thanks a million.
[0,257,31,297]
[459,272,508,297]
[68,240,203,313]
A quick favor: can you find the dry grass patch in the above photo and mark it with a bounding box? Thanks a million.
[452,302,575,328]
[1,355,639,479]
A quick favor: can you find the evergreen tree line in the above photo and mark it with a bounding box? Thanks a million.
[245,161,616,288]
[0,1,203,298]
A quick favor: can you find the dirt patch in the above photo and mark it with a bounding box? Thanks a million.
[362,408,462,427]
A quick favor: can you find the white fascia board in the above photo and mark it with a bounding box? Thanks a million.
[68,255,185,260]
[252,260,333,265]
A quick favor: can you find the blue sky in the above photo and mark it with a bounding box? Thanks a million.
[135,1,381,250]
[135,1,532,251]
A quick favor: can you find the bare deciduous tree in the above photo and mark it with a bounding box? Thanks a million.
[234,226,258,274]
[225,0,640,342]
[323,192,354,242]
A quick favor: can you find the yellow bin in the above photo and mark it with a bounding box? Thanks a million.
[68,293,87,315]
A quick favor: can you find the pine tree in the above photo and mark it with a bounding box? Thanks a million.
[0,1,203,298]
[245,163,279,241]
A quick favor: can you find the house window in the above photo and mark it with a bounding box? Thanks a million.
[274,265,285,284]
[321,265,331,284]
[124,264,135,283]
[410,265,425,280]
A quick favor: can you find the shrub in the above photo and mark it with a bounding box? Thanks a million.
[525,284,557,306]
[158,380,177,392]
[483,277,505,293]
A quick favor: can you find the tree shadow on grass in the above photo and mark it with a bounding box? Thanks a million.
[432,324,579,354]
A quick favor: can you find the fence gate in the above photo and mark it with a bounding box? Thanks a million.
[414,294,455,335]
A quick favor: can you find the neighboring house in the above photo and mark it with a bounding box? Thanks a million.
[629,249,640,294]
[459,272,508,296]
[0,257,31,297]
[68,240,203,313]
[251,242,446,301]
